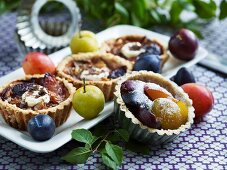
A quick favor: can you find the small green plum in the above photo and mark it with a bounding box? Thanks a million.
[70,31,99,54]
[72,85,105,119]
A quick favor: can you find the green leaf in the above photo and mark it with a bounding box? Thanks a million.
[219,0,227,20]
[62,147,91,164]
[115,2,129,18]
[71,129,94,145]
[132,0,146,19]
[85,136,99,148]
[193,0,217,19]
[170,1,183,23]
[0,1,6,12]
[113,2,129,24]
[92,124,109,136]
[107,129,129,143]
[101,150,117,170]
[105,142,123,166]
[90,4,102,18]
[107,13,121,26]
[183,20,204,39]
[159,0,174,9]
[131,12,142,26]
[126,139,150,154]
[0,0,20,15]
[150,10,161,23]
[115,129,129,142]
[116,129,129,142]
[177,0,195,11]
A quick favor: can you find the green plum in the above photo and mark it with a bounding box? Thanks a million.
[70,30,99,54]
[73,85,105,119]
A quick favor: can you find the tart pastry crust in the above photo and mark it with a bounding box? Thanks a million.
[114,71,195,144]
[101,35,169,68]
[0,74,75,130]
[57,52,132,101]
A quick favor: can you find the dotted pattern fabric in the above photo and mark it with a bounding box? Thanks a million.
[200,19,227,59]
[0,13,226,170]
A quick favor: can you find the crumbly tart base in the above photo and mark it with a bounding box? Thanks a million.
[57,52,132,101]
[0,75,75,130]
[114,71,195,145]
[101,35,169,68]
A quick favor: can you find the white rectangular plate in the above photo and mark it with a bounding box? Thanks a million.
[199,52,227,75]
[0,25,207,153]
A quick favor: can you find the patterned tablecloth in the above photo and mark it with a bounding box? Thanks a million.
[0,13,226,170]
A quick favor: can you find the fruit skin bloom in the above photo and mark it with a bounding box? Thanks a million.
[181,83,214,119]
[173,67,195,86]
[72,85,105,119]
[70,31,99,54]
[169,28,198,61]
[152,98,183,130]
[28,115,55,141]
[133,53,161,73]
[22,52,56,75]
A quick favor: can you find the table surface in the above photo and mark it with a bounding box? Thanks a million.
[0,13,226,170]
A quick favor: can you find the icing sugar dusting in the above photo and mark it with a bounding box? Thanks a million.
[145,82,172,97]
[155,98,179,115]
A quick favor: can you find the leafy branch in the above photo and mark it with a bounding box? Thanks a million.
[62,128,129,170]
[76,0,227,37]
[1,0,227,37]
[62,124,150,169]
[0,0,20,15]
[219,0,227,20]
[2,0,227,23]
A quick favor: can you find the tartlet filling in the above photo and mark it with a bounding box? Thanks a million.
[105,36,163,61]
[63,57,127,81]
[80,67,110,81]
[0,73,69,110]
[121,42,145,58]
[120,80,188,130]
[22,85,50,107]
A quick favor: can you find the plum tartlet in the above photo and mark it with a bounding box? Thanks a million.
[0,73,75,130]
[57,52,132,101]
[102,35,168,67]
[114,71,195,145]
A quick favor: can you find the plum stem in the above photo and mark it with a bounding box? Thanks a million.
[83,78,86,93]
[92,131,111,153]
[176,34,182,40]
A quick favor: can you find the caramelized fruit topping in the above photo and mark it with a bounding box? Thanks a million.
[121,80,144,94]
[144,85,172,101]
[152,98,183,130]
[121,91,152,114]
[120,80,189,130]
[137,107,161,129]
[176,100,188,124]
[144,43,162,55]
[108,66,127,79]
[43,73,68,104]
[12,83,34,97]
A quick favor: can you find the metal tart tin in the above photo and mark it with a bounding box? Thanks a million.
[114,71,195,145]
[16,0,81,55]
